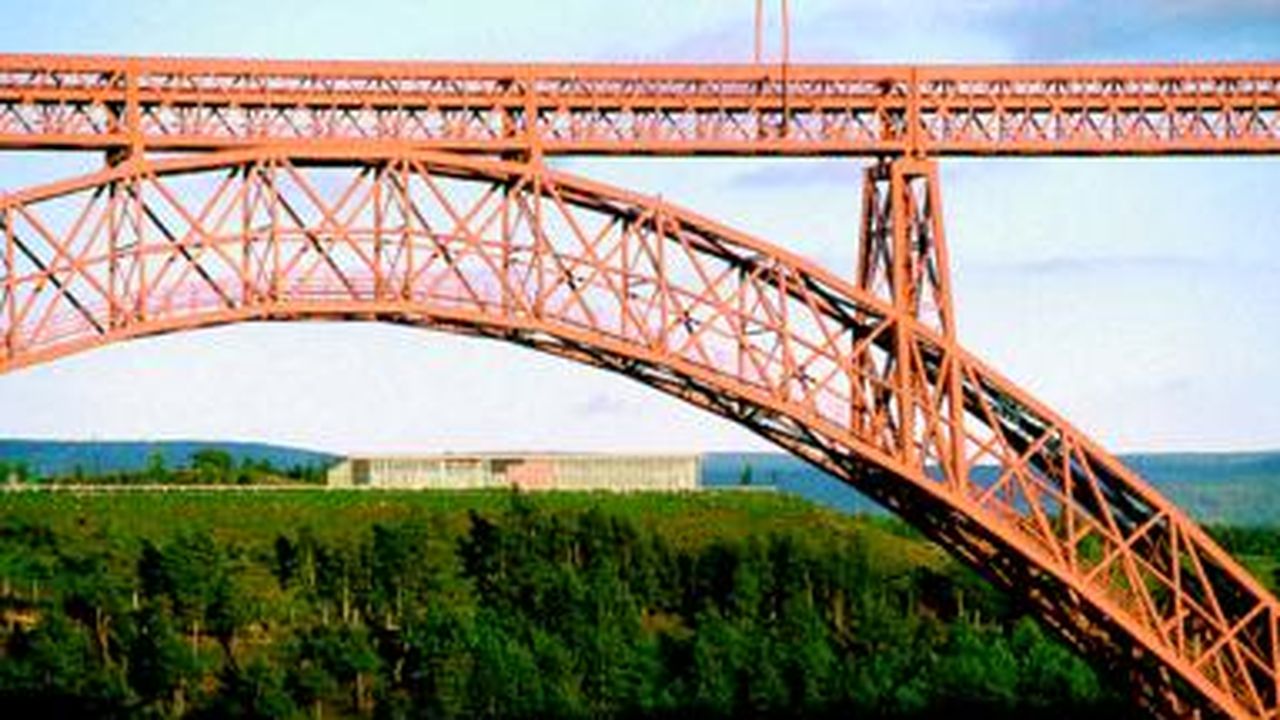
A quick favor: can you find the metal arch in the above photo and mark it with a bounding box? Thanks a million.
[0,148,1277,719]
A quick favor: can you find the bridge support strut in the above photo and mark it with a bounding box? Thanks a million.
[857,157,954,336]
[857,157,965,485]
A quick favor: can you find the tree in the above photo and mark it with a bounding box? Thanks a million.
[403,608,475,718]
[459,510,504,601]
[127,601,195,716]
[688,608,746,715]
[207,574,252,659]
[296,624,381,715]
[371,523,417,625]
[272,535,299,591]
[144,450,169,484]
[286,657,337,720]
[56,547,131,668]
[209,656,297,719]
[467,615,543,717]
[137,540,169,600]
[1011,617,1103,709]
[933,619,1019,711]
[191,449,234,484]
[0,611,129,716]
[314,542,365,625]
[0,459,31,485]
[236,456,258,485]
[137,531,227,656]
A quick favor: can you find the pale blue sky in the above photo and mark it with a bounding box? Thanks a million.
[0,1,1278,454]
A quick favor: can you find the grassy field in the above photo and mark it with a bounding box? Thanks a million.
[7,486,1275,590]
[0,487,946,571]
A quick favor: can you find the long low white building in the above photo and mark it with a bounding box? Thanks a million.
[326,453,700,492]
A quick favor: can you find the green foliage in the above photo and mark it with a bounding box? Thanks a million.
[0,489,1154,718]
[24,445,328,486]
[191,449,234,485]
[205,657,297,719]
[126,600,197,715]
[144,451,168,485]
[0,458,33,485]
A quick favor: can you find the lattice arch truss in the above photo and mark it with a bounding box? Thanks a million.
[0,148,1276,719]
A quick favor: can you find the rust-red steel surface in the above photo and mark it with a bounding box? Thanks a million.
[2,53,1279,720]
[0,55,1278,156]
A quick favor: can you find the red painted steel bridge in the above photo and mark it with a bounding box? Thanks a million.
[1,54,1279,718]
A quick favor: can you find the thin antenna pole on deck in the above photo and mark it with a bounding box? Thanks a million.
[754,0,764,64]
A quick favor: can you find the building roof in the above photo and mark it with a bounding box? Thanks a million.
[339,451,701,462]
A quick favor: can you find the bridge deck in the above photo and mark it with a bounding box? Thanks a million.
[0,54,1278,156]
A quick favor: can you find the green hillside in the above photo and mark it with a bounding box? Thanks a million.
[0,490,1131,719]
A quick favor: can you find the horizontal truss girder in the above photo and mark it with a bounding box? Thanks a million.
[0,55,1278,156]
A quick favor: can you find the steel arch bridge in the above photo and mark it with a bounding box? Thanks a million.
[2,55,1280,719]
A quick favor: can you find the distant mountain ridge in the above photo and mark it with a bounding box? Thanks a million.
[704,450,1280,526]
[0,439,337,475]
[0,440,1276,525]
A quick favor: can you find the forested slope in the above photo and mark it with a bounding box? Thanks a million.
[0,490,1129,718]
